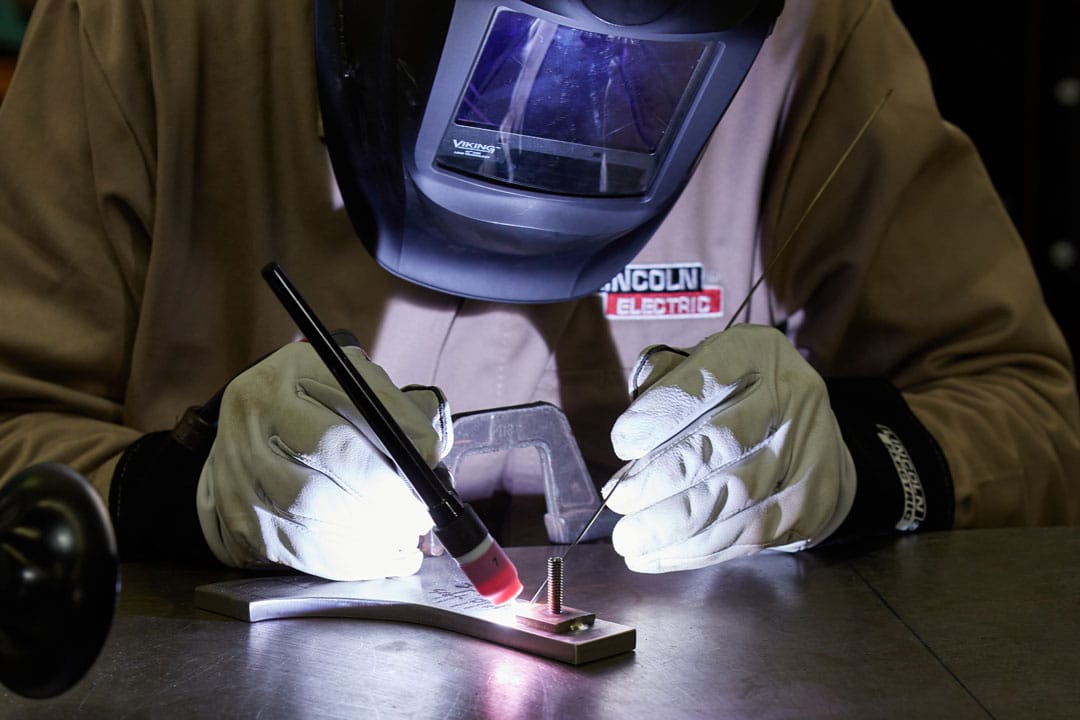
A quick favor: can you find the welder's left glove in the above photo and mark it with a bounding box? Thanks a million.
[197,342,446,581]
[602,324,857,573]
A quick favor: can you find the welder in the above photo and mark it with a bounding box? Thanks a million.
[0,0,1077,583]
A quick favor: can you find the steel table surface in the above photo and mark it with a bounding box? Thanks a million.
[2,528,1076,719]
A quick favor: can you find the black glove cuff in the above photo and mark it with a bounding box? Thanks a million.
[108,331,356,564]
[108,407,218,564]
[826,377,954,543]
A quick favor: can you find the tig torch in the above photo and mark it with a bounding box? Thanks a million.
[262,262,523,605]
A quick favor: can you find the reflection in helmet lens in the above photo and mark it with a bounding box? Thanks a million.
[438,10,713,197]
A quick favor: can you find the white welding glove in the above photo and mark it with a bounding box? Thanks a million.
[197,341,450,581]
[602,324,856,573]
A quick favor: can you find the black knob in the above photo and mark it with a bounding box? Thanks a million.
[0,462,119,699]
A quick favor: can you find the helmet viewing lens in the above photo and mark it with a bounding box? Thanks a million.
[437,9,715,197]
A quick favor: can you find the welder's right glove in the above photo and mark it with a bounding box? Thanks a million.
[602,324,955,574]
[602,325,857,573]
[196,341,451,581]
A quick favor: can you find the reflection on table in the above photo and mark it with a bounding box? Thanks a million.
[1,528,1077,719]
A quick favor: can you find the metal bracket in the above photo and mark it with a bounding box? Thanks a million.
[442,402,617,544]
[195,557,635,666]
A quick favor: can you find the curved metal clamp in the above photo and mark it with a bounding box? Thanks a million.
[442,402,617,544]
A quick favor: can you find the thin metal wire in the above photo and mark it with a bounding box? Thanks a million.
[530,490,612,603]
[528,89,894,605]
[723,89,894,331]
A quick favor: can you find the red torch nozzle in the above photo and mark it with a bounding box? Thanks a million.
[455,536,523,606]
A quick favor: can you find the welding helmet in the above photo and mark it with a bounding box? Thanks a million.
[315,0,784,303]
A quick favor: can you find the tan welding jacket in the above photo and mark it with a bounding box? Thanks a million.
[1,0,1078,530]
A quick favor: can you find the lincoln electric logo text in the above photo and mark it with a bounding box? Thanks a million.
[452,139,497,159]
[600,263,723,320]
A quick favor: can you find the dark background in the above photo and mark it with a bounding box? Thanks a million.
[2,2,1078,360]
[894,1,1080,362]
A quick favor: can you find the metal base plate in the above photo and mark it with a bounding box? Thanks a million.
[195,556,635,666]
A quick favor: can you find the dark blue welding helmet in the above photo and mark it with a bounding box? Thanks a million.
[315,0,784,303]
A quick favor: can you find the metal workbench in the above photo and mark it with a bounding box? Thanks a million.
[2,528,1077,719]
